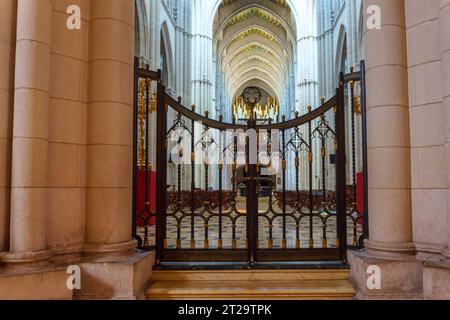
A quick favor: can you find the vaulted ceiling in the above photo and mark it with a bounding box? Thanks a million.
[221,0,289,9]
[214,0,296,104]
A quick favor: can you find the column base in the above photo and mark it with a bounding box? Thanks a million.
[365,239,416,256]
[83,240,138,262]
[49,243,84,265]
[76,250,155,300]
[0,264,73,300]
[348,249,423,300]
[0,250,52,272]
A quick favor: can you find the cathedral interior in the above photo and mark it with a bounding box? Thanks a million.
[134,0,365,258]
[0,0,449,300]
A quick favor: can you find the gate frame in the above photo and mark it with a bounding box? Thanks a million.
[132,58,368,268]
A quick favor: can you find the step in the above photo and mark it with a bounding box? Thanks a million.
[146,270,355,300]
[153,269,350,282]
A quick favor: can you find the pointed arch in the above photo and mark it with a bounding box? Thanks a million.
[135,0,148,57]
[209,0,302,32]
[357,2,365,61]
[335,24,348,84]
[160,21,175,90]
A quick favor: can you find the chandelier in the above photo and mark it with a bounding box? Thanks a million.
[232,95,279,121]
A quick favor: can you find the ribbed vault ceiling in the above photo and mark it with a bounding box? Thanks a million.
[221,0,289,9]
[214,0,296,104]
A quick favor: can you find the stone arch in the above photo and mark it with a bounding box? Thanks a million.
[209,0,303,33]
[213,3,297,49]
[222,41,288,71]
[160,22,175,90]
[209,0,317,118]
[357,3,365,61]
[226,54,285,83]
[217,25,292,64]
[229,67,283,98]
[232,77,279,106]
[335,24,348,83]
[135,0,148,58]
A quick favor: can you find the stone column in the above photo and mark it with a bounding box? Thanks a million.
[191,0,214,189]
[1,0,52,267]
[174,1,184,98]
[363,0,414,255]
[440,0,450,257]
[148,0,161,70]
[191,0,214,116]
[348,1,423,299]
[0,0,16,254]
[85,0,136,258]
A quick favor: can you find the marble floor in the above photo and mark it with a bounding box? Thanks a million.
[138,197,362,250]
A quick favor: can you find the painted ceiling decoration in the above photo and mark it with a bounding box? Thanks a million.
[224,7,283,31]
[223,43,288,77]
[221,0,289,9]
[225,47,285,77]
[246,57,275,68]
[228,59,285,84]
[270,0,289,8]
[215,0,296,106]
[238,44,276,57]
[234,27,277,42]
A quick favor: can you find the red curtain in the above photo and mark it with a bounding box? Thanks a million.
[356,172,364,225]
[136,170,156,226]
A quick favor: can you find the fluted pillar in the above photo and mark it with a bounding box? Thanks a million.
[0,0,16,254]
[2,0,52,266]
[85,0,136,257]
[191,0,214,116]
[440,0,450,257]
[363,0,414,254]
[148,0,160,70]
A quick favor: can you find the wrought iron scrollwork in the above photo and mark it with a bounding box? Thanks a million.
[133,59,368,265]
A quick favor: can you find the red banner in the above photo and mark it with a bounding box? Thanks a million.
[136,170,156,226]
[356,172,364,225]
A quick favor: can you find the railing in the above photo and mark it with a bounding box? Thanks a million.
[132,57,368,266]
[342,63,369,248]
[132,58,160,249]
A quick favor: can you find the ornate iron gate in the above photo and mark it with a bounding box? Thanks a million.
[132,57,368,267]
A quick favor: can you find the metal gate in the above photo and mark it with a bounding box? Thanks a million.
[132,57,368,267]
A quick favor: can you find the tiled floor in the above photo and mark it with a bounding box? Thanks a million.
[138,197,362,250]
